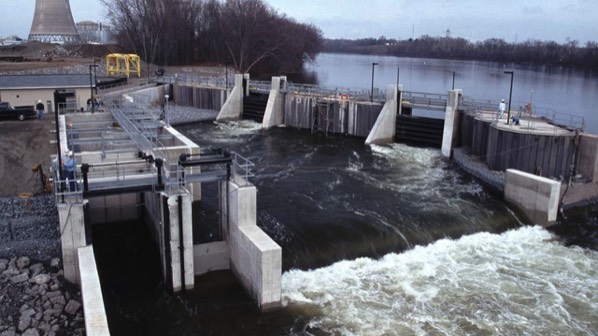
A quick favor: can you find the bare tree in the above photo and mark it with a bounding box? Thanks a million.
[102,0,323,75]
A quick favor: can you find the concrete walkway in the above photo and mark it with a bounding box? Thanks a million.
[475,110,576,136]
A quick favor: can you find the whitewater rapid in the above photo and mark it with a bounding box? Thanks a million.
[282,226,598,336]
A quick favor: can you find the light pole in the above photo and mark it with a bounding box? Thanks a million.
[452,71,456,90]
[370,62,378,102]
[164,94,170,126]
[504,71,514,125]
[396,67,400,89]
[89,63,98,113]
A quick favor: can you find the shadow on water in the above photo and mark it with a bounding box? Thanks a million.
[93,219,312,335]
[549,204,598,250]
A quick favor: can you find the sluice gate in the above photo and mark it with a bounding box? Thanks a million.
[243,92,268,122]
[395,115,445,148]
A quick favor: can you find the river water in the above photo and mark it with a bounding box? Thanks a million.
[93,55,598,335]
[303,53,598,133]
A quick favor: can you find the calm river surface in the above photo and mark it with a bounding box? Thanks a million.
[94,55,598,335]
[303,53,598,134]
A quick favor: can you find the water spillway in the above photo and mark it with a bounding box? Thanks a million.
[93,120,598,335]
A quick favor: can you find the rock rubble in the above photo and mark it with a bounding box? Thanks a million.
[1,195,84,336]
[0,256,84,336]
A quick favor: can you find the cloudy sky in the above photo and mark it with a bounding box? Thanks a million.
[1,0,595,44]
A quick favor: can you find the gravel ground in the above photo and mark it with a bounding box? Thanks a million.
[0,195,60,260]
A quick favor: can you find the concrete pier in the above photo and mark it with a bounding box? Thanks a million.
[504,169,561,225]
[441,89,462,157]
[217,74,246,121]
[262,76,287,129]
[222,178,282,310]
[365,85,400,145]
[162,193,195,291]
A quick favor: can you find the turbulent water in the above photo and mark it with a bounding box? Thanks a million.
[95,121,598,335]
[283,226,598,335]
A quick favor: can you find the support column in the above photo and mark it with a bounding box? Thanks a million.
[262,76,286,129]
[365,85,400,145]
[441,89,463,158]
[58,200,89,284]
[217,74,247,121]
[161,193,194,292]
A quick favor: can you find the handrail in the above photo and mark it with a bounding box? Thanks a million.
[461,97,585,131]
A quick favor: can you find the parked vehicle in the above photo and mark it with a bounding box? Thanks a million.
[0,102,36,121]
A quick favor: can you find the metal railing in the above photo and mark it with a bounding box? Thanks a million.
[402,91,448,110]
[153,74,231,89]
[285,83,387,102]
[461,97,585,133]
[231,152,255,185]
[532,108,585,131]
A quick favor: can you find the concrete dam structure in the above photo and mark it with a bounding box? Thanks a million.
[170,73,597,226]
[53,84,281,334]
[54,71,598,334]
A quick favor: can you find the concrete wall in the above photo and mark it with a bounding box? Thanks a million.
[365,85,399,145]
[226,179,282,310]
[193,241,229,275]
[578,133,598,181]
[88,193,141,224]
[78,246,110,336]
[58,200,88,284]
[486,127,577,179]
[504,169,561,226]
[128,85,167,106]
[283,94,382,137]
[173,84,228,111]
[441,89,462,157]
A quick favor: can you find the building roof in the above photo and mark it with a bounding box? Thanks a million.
[0,74,93,90]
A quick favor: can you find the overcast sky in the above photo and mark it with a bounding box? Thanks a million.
[1,0,596,44]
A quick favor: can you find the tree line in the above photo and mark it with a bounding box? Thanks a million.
[324,36,598,70]
[101,0,322,78]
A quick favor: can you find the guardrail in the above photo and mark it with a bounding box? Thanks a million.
[402,91,447,110]
[231,152,255,185]
[532,108,585,131]
[153,74,231,88]
[460,97,585,132]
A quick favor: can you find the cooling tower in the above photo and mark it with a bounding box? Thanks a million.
[28,0,81,44]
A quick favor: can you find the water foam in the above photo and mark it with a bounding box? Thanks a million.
[282,226,598,335]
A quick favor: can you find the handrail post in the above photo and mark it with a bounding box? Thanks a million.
[81,163,90,192]
[155,158,164,189]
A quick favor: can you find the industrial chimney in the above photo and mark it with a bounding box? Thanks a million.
[29,0,81,44]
